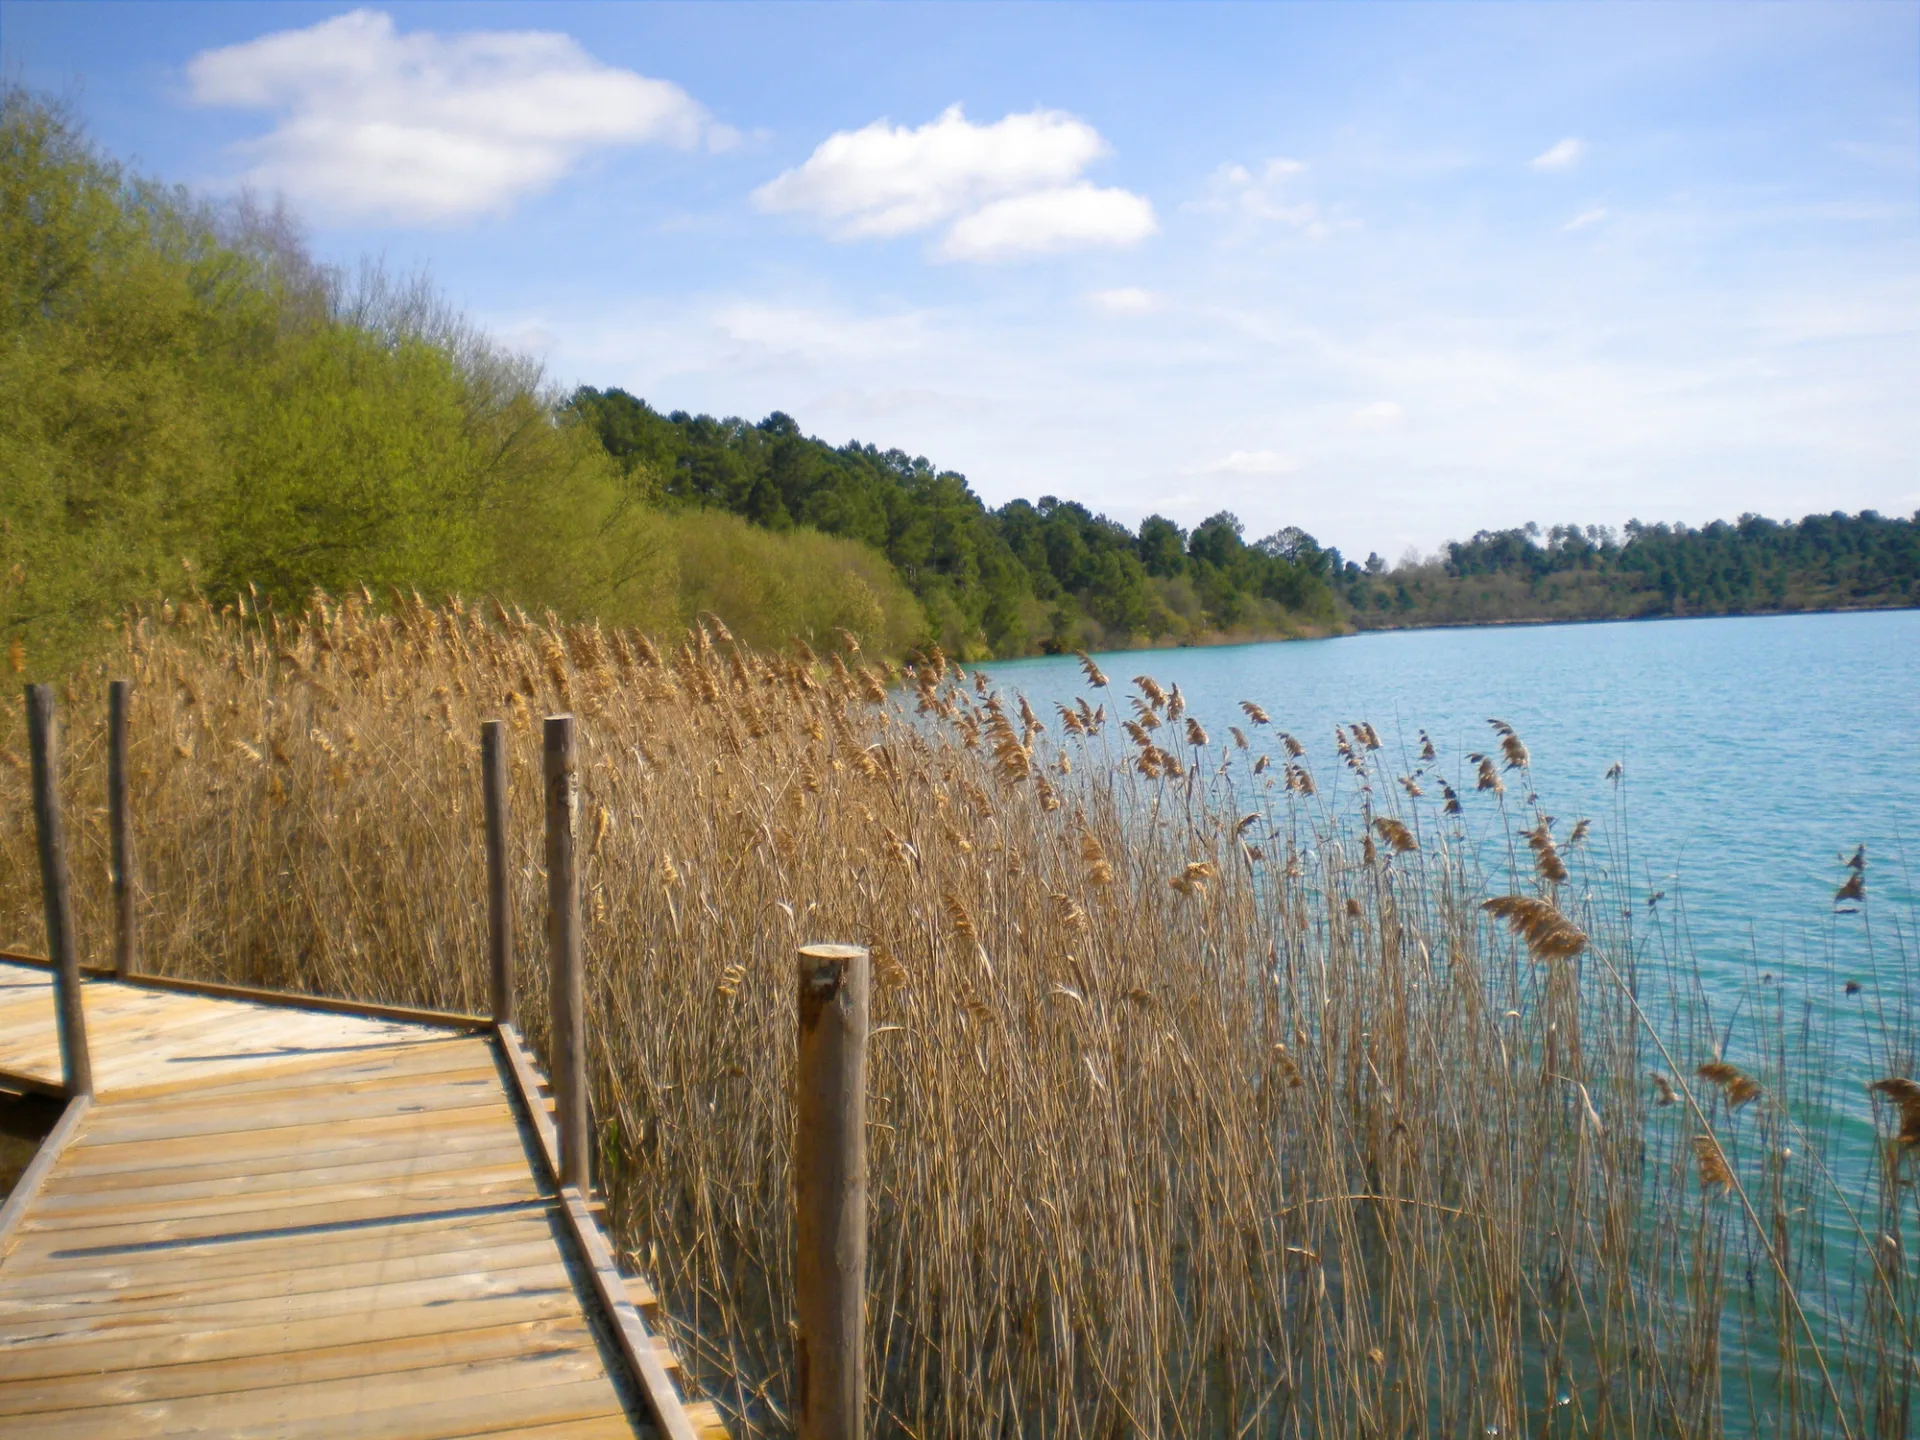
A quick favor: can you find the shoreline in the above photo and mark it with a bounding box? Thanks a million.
[993,596,1918,664]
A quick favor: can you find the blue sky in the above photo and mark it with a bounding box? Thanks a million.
[6,2,1916,561]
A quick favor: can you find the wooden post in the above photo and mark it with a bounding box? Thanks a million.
[544,713,589,1193]
[108,679,137,978]
[25,685,92,1098]
[481,720,515,1027]
[793,942,869,1440]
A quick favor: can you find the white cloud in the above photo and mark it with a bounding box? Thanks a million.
[1087,286,1161,314]
[1204,158,1332,236]
[1353,400,1403,426]
[754,104,1155,260]
[940,184,1156,262]
[187,9,725,223]
[1191,449,1302,476]
[1563,206,1609,232]
[1529,137,1586,172]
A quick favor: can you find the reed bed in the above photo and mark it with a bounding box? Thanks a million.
[1,593,1914,1438]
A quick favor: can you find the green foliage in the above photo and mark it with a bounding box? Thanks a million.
[0,89,928,675]
[569,389,1341,656]
[1337,514,1920,628]
[649,509,924,656]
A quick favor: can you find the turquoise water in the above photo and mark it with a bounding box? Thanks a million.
[967,610,1919,1421]
[979,607,1918,1090]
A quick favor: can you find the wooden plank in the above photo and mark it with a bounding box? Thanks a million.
[43,1103,518,1177]
[0,1094,90,1249]
[0,1258,580,1348]
[36,1117,526,1191]
[0,952,491,1030]
[0,1285,600,1387]
[0,1314,599,1417]
[68,1077,514,1146]
[0,1233,567,1323]
[99,1036,500,1110]
[30,1136,533,1212]
[557,1185,704,1440]
[496,1024,700,1440]
[499,1023,562,1182]
[11,1348,627,1440]
[102,1033,488,1105]
[2,1175,538,1262]
[0,995,284,1077]
[451,1418,642,1440]
[84,1004,435,1076]
[0,1206,561,1290]
[110,969,492,1030]
[16,1158,541,1234]
[3,1171,548,1258]
[77,1057,507,1135]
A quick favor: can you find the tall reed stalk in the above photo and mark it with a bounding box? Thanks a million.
[1,592,1912,1437]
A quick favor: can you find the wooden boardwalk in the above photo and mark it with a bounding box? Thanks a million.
[0,958,722,1439]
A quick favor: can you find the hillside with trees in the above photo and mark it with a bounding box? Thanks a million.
[0,89,923,677]
[5,86,1912,676]
[569,387,1340,657]
[1333,515,1919,630]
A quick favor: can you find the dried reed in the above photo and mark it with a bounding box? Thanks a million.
[0,594,1913,1438]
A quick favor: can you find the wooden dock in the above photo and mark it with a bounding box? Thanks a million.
[0,956,723,1439]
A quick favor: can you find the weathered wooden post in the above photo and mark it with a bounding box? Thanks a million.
[482,720,515,1027]
[107,679,137,979]
[544,713,589,1193]
[25,684,92,1098]
[793,942,869,1440]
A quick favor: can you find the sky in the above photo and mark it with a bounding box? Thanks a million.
[5,1,1917,562]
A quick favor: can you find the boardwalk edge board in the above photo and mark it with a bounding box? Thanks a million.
[0,1093,90,1249]
[498,1022,713,1440]
[0,948,493,1031]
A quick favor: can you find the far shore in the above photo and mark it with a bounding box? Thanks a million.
[991,595,1918,665]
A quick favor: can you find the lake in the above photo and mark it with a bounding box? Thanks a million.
[978,608,1918,1116]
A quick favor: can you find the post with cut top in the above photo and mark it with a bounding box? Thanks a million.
[793,942,869,1440]
[25,684,92,1097]
[482,720,515,1027]
[544,713,589,1192]
[108,679,138,978]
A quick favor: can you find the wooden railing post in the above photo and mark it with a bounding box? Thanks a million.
[108,679,138,979]
[25,684,92,1098]
[793,942,869,1440]
[544,713,589,1192]
[481,720,515,1027]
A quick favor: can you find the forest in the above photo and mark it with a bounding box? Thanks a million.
[570,387,1919,647]
[567,387,1339,657]
[4,85,1914,677]
[1334,514,1920,629]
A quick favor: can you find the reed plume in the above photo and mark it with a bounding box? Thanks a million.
[1697,1060,1763,1110]
[1481,894,1587,960]
[1869,1077,1920,1146]
[1694,1133,1736,1193]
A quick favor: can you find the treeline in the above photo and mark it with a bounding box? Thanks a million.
[1337,515,1920,629]
[569,388,1340,657]
[0,89,923,676]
